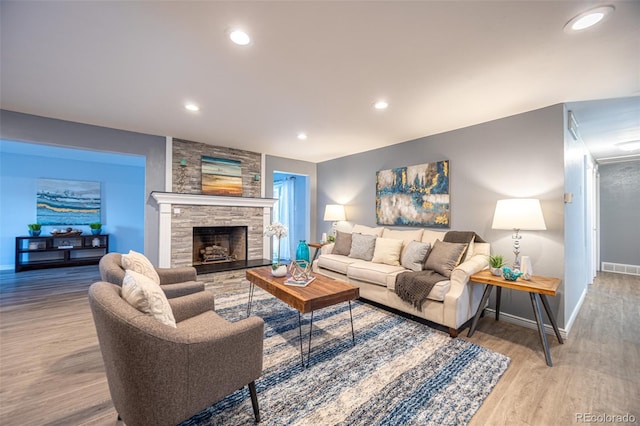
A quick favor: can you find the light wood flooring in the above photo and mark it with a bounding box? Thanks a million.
[1,267,638,425]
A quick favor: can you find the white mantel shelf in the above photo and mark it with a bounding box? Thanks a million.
[151,192,277,267]
[151,192,277,208]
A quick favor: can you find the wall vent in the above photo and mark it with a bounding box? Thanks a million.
[601,262,640,276]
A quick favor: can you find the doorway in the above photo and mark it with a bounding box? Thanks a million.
[272,172,310,262]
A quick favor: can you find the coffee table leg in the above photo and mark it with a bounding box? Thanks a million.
[298,312,305,366]
[246,282,255,318]
[297,311,314,368]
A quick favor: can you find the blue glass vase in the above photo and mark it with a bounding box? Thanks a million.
[295,240,310,263]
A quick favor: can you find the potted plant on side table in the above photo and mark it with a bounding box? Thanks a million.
[264,222,288,277]
[489,254,506,276]
[28,223,42,236]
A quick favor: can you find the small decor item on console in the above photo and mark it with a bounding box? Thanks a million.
[27,223,42,237]
[51,227,82,237]
[502,267,523,281]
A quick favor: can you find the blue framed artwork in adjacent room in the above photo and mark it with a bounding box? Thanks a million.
[37,178,101,225]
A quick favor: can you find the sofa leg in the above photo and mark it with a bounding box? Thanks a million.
[448,327,459,338]
[248,381,260,422]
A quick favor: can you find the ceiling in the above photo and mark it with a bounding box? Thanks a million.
[1,1,638,163]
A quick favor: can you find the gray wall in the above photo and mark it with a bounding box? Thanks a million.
[599,160,640,265]
[317,105,569,326]
[0,110,166,263]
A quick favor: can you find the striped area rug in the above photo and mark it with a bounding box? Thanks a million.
[180,288,510,426]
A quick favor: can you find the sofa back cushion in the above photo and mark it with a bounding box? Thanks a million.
[382,228,424,257]
[332,230,352,255]
[349,233,377,261]
[352,224,384,237]
[421,229,447,246]
[371,237,403,266]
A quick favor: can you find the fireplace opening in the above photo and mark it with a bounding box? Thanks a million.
[192,226,247,266]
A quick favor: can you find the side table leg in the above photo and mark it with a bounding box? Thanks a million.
[495,287,502,321]
[530,292,553,367]
[468,285,494,337]
[540,294,564,344]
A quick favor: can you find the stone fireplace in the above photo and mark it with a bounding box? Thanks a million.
[193,225,247,265]
[151,192,276,273]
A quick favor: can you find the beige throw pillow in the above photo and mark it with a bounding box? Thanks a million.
[424,240,468,278]
[371,237,403,266]
[122,270,176,328]
[121,250,160,284]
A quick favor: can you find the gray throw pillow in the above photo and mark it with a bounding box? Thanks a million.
[348,233,377,261]
[401,241,431,272]
[332,230,352,256]
[424,240,468,278]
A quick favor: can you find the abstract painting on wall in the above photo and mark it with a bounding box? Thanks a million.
[376,160,450,228]
[201,156,242,196]
[37,178,101,225]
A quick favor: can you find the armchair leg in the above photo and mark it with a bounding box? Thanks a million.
[248,381,260,422]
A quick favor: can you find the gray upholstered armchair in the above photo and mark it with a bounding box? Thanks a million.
[99,252,204,298]
[88,281,264,426]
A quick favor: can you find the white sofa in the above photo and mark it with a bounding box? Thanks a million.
[312,225,489,337]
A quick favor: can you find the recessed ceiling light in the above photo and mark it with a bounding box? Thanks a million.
[297,132,308,140]
[616,140,640,151]
[230,30,251,46]
[564,5,614,33]
[374,100,389,110]
[185,103,200,112]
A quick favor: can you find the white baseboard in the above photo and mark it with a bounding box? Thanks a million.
[601,262,640,276]
[0,264,14,271]
[484,308,568,340]
[563,287,587,337]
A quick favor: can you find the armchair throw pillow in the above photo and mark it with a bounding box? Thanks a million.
[122,270,177,327]
[121,250,160,284]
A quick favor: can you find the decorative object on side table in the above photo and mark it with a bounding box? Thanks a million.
[51,227,82,237]
[27,223,41,236]
[520,255,533,280]
[90,222,102,235]
[502,267,523,281]
[489,254,506,276]
[295,240,310,262]
[264,222,288,276]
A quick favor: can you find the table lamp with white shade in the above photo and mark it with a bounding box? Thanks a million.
[491,198,546,269]
[323,204,346,241]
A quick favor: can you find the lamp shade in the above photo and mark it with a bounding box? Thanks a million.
[323,204,346,221]
[492,199,546,230]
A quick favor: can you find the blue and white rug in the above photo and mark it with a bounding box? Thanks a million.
[180,288,510,426]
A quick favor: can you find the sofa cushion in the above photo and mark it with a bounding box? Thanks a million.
[352,224,384,237]
[332,230,352,255]
[425,240,467,278]
[387,275,451,302]
[371,237,403,266]
[382,228,424,256]
[122,270,176,327]
[400,241,431,272]
[317,254,359,274]
[347,261,406,287]
[421,229,446,246]
[121,250,160,284]
[349,233,377,261]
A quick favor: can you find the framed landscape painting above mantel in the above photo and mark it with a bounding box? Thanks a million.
[375,160,450,228]
[201,156,242,196]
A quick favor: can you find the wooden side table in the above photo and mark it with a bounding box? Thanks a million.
[308,242,327,261]
[467,269,564,366]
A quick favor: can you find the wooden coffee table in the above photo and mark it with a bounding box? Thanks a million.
[246,267,359,366]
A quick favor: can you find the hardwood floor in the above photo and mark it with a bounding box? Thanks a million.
[1,267,638,425]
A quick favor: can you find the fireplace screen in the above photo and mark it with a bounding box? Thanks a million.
[192,226,247,265]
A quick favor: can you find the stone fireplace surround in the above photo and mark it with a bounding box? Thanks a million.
[151,192,276,271]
